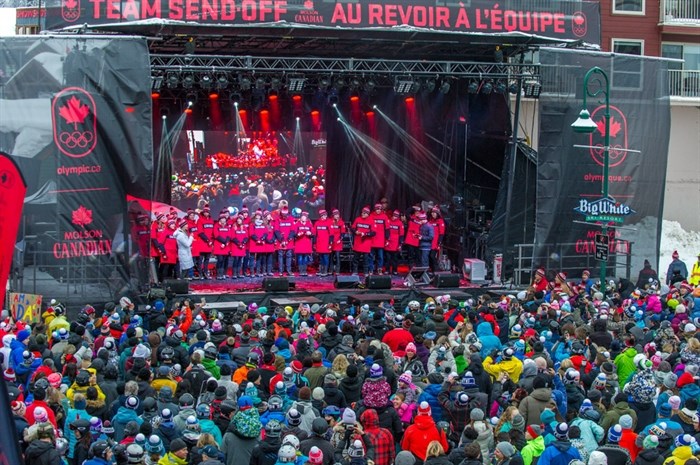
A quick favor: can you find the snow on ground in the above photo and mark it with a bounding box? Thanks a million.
[659,220,700,283]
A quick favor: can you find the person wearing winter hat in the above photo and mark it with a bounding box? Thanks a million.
[636,435,665,465]
[595,424,632,465]
[571,401,604,454]
[589,451,608,465]
[307,446,324,465]
[394,450,417,465]
[662,434,694,465]
[537,423,581,465]
[299,418,334,465]
[161,437,188,465]
[494,441,517,465]
[361,364,391,409]
[401,402,448,461]
[522,425,545,465]
[618,415,640,462]
[359,408,396,465]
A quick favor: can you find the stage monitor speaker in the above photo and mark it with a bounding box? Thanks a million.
[163,279,189,295]
[434,273,461,288]
[263,277,289,292]
[365,275,391,289]
[334,275,360,289]
[406,266,431,287]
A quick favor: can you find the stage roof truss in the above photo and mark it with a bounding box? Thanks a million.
[150,54,541,80]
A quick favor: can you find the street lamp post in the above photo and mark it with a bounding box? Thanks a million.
[571,66,611,291]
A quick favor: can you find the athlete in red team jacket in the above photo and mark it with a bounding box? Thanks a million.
[351,206,375,276]
[293,211,314,276]
[385,210,405,275]
[314,210,334,276]
[368,203,390,274]
[329,209,346,275]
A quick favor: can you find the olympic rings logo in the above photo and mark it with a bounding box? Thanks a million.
[59,131,94,148]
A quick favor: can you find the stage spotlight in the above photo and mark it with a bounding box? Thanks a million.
[319,76,331,91]
[333,77,347,90]
[199,74,213,91]
[230,92,242,105]
[182,73,195,89]
[166,72,179,89]
[524,79,542,98]
[508,81,519,95]
[239,76,252,91]
[494,80,507,94]
[481,81,493,95]
[439,80,451,95]
[216,73,229,90]
[349,77,361,90]
[425,78,436,93]
[152,74,164,91]
[185,92,197,106]
[350,94,360,102]
[270,77,282,91]
[372,105,377,109]
[394,76,416,95]
[255,77,266,90]
[288,76,306,93]
[467,81,479,94]
[365,79,377,94]
[405,96,415,103]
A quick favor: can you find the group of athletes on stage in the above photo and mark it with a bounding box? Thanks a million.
[133,200,446,283]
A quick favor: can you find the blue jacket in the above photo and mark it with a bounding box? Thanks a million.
[476,322,502,359]
[83,459,112,465]
[680,383,700,406]
[537,441,582,465]
[112,407,143,442]
[260,410,287,427]
[10,338,29,376]
[418,383,445,422]
[200,418,223,444]
[64,407,90,458]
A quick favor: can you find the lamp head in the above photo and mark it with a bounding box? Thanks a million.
[571,109,597,134]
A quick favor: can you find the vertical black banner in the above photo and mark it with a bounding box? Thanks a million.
[535,49,670,279]
[0,36,153,300]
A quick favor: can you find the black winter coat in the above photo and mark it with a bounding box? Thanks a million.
[339,375,364,404]
[634,448,665,465]
[25,440,61,465]
[250,437,282,465]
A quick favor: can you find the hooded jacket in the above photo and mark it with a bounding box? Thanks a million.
[339,374,363,404]
[614,348,638,389]
[469,355,493,401]
[250,436,282,465]
[112,406,144,442]
[476,322,502,359]
[570,417,604,452]
[401,414,448,461]
[634,448,665,465]
[418,383,445,422]
[601,401,638,435]
[519,388,553,426]
[360,409,396,465]
[25,439,62,465]
[537,440,581,465]
[484,355,523,383]
[521,436,545,465]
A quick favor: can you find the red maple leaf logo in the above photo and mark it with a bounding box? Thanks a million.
[596,116,622,138]
[64,0,77,8]
[72,205,93,228]
[59,96,90,130]
[303,0,313,9]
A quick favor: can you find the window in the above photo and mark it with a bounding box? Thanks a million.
[662,43,700,96]
[613,0,645,14]
[612,39,644,56]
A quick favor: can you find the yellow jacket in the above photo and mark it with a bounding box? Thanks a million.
[663,446,693,465]
[151,377,178,394]
[484,355,523,383]
[689,261,700,286]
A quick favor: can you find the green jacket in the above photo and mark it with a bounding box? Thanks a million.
[614,348,637,389]
[522,436,545,465]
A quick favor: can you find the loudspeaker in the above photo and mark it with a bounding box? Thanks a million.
[334,275,360,289]
[365,275,392,289]
[263,277,289,292]
[163,279,189,295]
[434,273,461,288]
[406,266,431,286]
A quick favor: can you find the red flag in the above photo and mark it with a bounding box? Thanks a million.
[0,152,27,298]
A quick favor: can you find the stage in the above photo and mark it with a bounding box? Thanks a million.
[157,273,516,311]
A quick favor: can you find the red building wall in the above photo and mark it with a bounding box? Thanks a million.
[598,0,662,56]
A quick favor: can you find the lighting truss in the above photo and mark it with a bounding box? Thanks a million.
[150,54,540,80]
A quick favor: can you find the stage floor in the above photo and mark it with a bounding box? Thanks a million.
[166,273,514,311]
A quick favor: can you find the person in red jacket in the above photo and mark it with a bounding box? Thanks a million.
[230,215,249,279]
[160,220,179,279]
[213,214,231,279]
[401,401,449,461]
[150,213,167,283]
[368,203,389,275]
[351,206,375,276]
[184,209,203,279]
[382,319,415,352]
[274,206,295,276]
[293,211,314,276]
[404,205,423,267]
[385,210,405,276]
[248,210,269,277]
[314,210,333,277]
[132,213,151,285]
[196,206,215,279]
[329,209,346,275]
[429,207,446,272]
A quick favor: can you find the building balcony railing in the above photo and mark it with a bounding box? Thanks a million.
[669,69,700,97]
[661,0,700,23]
